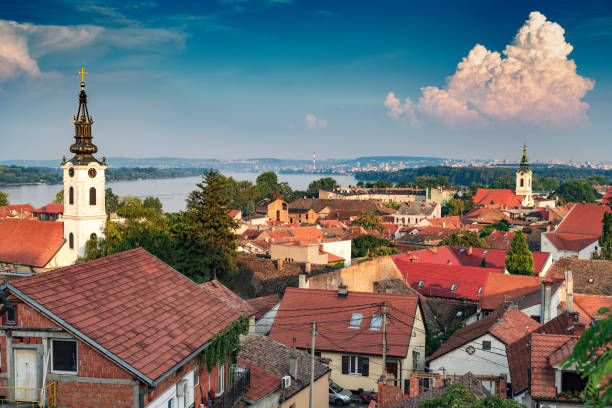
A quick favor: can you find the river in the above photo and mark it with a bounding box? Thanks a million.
[1,172,357,213]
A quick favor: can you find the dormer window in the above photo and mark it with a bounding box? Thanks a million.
[450,284,458,292]
[370,315,382,330]
[418,280,425,288]
[349,313,363,329]
[477,286,483,294]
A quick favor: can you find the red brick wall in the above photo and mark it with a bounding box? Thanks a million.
[77,342,133,380]
[378,381,408,408]
[55,381,133,408]
[15,301,57,328]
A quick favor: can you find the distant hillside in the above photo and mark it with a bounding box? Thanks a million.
[355,166,612,186]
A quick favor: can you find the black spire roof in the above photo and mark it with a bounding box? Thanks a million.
[519,144,529,171]
[68,68,101,165]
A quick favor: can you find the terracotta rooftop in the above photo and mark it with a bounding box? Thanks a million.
[33,203,64,214]
[239,334,329,402]
[472,189,523,208]
[8,248,240,383]
[546,258,612,295]
[542,232,599,252]
[289,198,388,213]
[246,294,281,319]
[200,279,256,317]
[428,307,540,362]
[555,203,610,235]
[0,204,35,219]
[530,333,577,399]
[269,288,419,358]
[0,219,65,267]
[479,273,542,310]
[572,294,612,321]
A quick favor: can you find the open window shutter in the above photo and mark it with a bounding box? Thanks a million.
[361,357,369,377]
[342,356,349,374]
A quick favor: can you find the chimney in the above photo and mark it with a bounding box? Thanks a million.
[565,270,574,313]
[289,337,298,379]
[572,322,587,336]
[540,280,553,324]
[338,284,348,298]
[305,262,312,273]
[277,259,284,271]
[467,247,473,256]
[299,274,307,288]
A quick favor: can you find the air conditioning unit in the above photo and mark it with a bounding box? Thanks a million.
[282,375,291,388]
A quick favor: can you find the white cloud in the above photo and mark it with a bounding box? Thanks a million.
[0,19,183,82]
[386,11,594,128]
[305,113,327,129]
[384,91,422,127]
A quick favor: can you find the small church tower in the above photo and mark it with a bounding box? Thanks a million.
[61,67,106,262]
[515,144,534,207]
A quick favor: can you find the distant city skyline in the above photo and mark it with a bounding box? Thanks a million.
[0,0,611,162]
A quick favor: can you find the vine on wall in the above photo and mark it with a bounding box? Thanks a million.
[198,315,249,372]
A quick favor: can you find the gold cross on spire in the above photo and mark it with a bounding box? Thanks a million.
[78,66,88,84]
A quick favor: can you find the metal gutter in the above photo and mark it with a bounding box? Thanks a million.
[149,339,212,387]
[7,284,153,385]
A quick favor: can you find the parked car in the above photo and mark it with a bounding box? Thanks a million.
[329,381,352,405]
[355,388,378,404]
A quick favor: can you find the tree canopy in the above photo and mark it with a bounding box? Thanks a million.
[351,235,397,258]
[593,209,612,260]
[489,176,515,189]
[353,211,384,233]
[504,230,534,275]
[556,180,597,203]
[0,190,8,206]
[442,197,465,216]
[306,177,339,197]
[419,382,526,408]
[53,189,63,204]
[440,230,489,248]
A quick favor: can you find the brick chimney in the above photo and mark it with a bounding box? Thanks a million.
[540,280,553,324]
[289,337,298,379]
[338,283,348,298]
[565,270,574,314]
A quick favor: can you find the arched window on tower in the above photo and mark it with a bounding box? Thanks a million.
[520,178,524,187]
[89,187,96,205]
[69,233,74,249]
[69,187,74,205]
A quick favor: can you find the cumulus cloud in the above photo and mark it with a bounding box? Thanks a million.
[386,11,594,128]
[305,113,327,129]
[0,19,183,82]
[384,92,422,127]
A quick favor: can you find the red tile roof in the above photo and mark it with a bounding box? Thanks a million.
[0,204,35,219]
[8,248,240,383]
[401,246,550,275]
[602,186,612,205]
[290,226,323,241]
[428,307,540,362]
[548,337,578,367]
[0,219,65,267]
[227,209,242,218]
[542,232,599,252]
[572,294,612,321]
[318,220,346,228]
[530,334,577,399]
[246,294,281,319]
[472,189,523,208]
[479,274,542,310]
[426,216,465,229]
[269,288,419,358]
[239,359,280,402]
[555,203,610,235]
[33,203,64,214]
[464,207,511,223]
[485,231,514,250]
[392,255,502,301]
[200,279,256,317]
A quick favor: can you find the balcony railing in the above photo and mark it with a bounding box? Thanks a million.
[213,365,250,408]
[0,381,56,407]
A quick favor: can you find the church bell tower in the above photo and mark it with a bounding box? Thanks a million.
[61,67,106,262]
[515,144,534,207]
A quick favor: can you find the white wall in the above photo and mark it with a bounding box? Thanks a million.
[429,334,509,381]
[146,370,194,408]
[321,240,352,266]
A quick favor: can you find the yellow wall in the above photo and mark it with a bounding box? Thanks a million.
[281,372,329,408]
[270,244,328,264]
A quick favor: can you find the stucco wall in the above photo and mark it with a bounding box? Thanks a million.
[321,240,352,266]
[280,372,329,408]
[270,244,327,264]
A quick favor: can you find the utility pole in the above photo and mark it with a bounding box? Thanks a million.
[382,302,388,373]
[309,321,316,408]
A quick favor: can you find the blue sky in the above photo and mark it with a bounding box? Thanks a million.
[0,0,611,162]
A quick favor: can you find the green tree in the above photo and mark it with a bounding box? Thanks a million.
[185,190,198,210]
[353,211,384,233]
[442,197,465,216]
[562,308,611,408]
[0,190,7,206]
[277,181,294,202]
[117,196,155,219]
[306,177,339,197]
[256,171,280,199]
[53,189,63,204]
[440,230,489,248]
[556,181,597,203]
[176,169,239,282]
[105,188,120,213]
[505,230,534,275]
[143,196,163,215]
[593,210,612,260]
[420,383,477,408]
[532,176,559,191]
[473,396,526,407]
[351,235,397,258]
[374,180,394,188]
[489,176,515,189]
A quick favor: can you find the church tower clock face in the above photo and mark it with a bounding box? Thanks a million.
[88,168,97,178]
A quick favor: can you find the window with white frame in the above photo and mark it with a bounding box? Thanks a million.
[348,313,363,329]
[51,339,77,374]
[413,350,421,370]
[418,280,425,288]
[341,355,369,376]
[217,361,225,395]
[450,283,458,292]
[370,315,382,330]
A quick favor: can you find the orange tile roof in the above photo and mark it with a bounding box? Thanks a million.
[555,203,610,235]
[472,189,523,208]
[269,288,419,357]
[33,203,64,214]
[542,232,599,252]
[426,216,464,229]
[240,359,280,402]
[573,294,612,320]
[200,279,256,317]
[246,294,281,319]
[290,226,323,241]
[480,274,542,310]
[0,219,65,267]
[0,204,35,219]
[9,248,240,383]
[530,334,577,399]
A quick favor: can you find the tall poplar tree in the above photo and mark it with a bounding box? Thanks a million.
[505,230,534,275]
[594,209,612,260]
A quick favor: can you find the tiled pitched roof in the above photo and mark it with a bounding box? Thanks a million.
[548,337,578,367]
[246,294,281,319]
[0,219,65,267]
[33,203,64,214]
[485,231,514,250]
[426,216,464,229]
[200,279,256,317]
[479,274,542,310]
[9,248,240,383]
[240,359,280,402]
[289,198,385,213]
[390,372,490,408]
[542,232,599,252]
[506,313,573,394]
[572,294,612,320]
[396,202,437,216]
[530,334,577,399]
[428,307,540,362]
[555,203,610,235]
[392,255,500,301]
[602,186,612,205]
[472,189,523,208]
[545,258,612,295]
[0,204,35,219]
[464,207,511,223]
[290,226,323,241]
[269,288,419,357]
[239,334,329,401]
[318,220,346,228]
